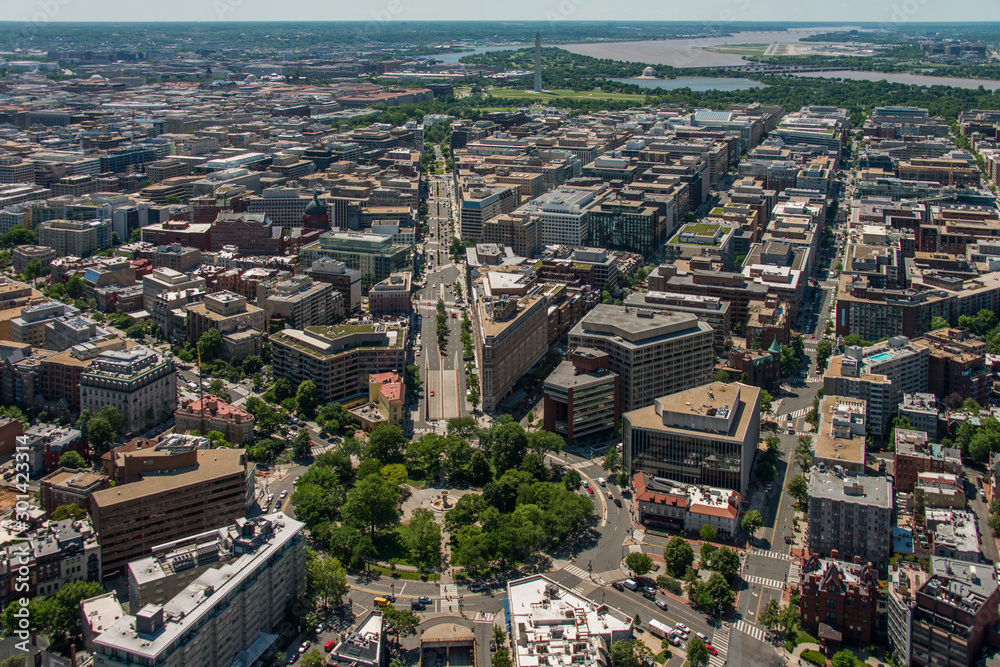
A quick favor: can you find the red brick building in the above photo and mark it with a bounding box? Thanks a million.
[799,553,879,651]
[210,213,285,256]
[140,220,213,251]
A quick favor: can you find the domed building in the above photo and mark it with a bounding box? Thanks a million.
[642,66,657,78]
[302,192,329,230]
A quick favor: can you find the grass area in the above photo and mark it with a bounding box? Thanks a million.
[653,650,672,664]
[801,649,826,666]
[796,630,819,645]
[703,43,770,56]
[367,564,440,581]
[487,88,647,101]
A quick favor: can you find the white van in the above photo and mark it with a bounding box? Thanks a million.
[622,579,638,591]
[597,477,607,487]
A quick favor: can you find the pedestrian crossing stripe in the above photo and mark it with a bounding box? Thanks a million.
[632,529,645,543]
[734,620,767,642]
[750,548,791,561]
[744,574,786,590]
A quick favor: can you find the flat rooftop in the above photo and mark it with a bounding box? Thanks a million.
[573,304,706,345]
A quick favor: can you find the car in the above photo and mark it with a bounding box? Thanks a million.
[765,483,772,493]
[469,583,485,592]
[410,601,426,611]
[816,368,822,375]
[384,595,396,603]
[655,599,668,610]
[706,645,718,655]
[785,535,793,544]
[293,478,299,486]
[266,493,274,502]
[298,641,311,654]
[642,590,656,600]
[614,498,622,507]
[643,586,656,594]
[811,333,815,338]
[612,581,625,591]
[418,596,432,604]
[427,302,432,306]
[675,623,689,633]
[695,632,708,642]
[287,656,297,664]
[607,491,613,499]
[490,641,497,652]
[587,487,594,494]
[430,390,435,396]
[280,490,288,499]
[325,640,337,652]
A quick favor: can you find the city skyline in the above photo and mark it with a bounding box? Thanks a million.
[5,2,1000,23]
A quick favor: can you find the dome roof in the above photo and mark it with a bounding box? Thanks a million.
[304,192,327,217]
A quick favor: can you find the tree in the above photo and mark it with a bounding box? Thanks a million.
[2,226,36,247]
[58,450,87,469]
[21,258,42,281]
[492,649,513,667]
[692,572,735,613]
[300,651,325,667]
[625,552,653,577]
[447,416,479,440]
[760,598,782,632]
[483,416,528,475]
[86,417,116,457]
[307,552,349,608]
[831,649,859,667]
[608,639,653,667]
[663,536,694,577]
[527,429,564,458]
[700,524,717,542]
[197,328,223,362]
[815,339,834,370]
[405,508,442,571]
[208,378,231,403]
[294,430,313,459]
[382,606,419,648]
[50,504,87,521]
[686,637,710,667]
[601,447,624,477]
[760,389,773,416]
[930,316,950,331]
[713,369,731,383]
[342,474,401,536]
[366,424,407,461]
[709,547,740,581]
[296,380,319,419]
[742,509,763,541]
[788,474,809,505]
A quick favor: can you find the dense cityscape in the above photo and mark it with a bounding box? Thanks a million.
[3,17,1000,667]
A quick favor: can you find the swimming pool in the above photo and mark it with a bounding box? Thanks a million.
[869,352,893,363]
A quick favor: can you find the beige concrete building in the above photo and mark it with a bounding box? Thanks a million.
[37,218,113,257]
[813,395,868,474]
[38,467,110,515]
[80,346,177,434]
[12,245,57,273]
[568,304,714,414]
[186,291,265,348]
[264,274,341,328]
[624,382,761,496]
[143,267,207,312]
[350,371,406,432]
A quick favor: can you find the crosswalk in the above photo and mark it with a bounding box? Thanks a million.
[440,583,458,613]
[788,561,802,588]
[567,460,592,470]
[744,574,785,590]
[628,544,643,554]
[777,407,810,421]
[749,548,791,562]
[632,529,645,543]
[734,619,767,643]
[562,564,604,585]
[710,623,729,667]
[806,376,823,384]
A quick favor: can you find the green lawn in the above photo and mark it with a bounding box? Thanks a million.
[487,88,647,101]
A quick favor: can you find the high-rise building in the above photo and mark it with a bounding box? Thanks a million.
[37,218,113,257]
[623,381,760,496]
[80,346,177,434]
[264,275,340,328]
[568,305,714,414]
[299,231,412,289]
[894,429,962,493]
[270,323,407,404]
[887,562,930,667]
[89,440,253,577]
[186,291,265,344]
[542,348,619,448]
[910,557,999,667]
[93,513,305,667]
[807,469,893,572]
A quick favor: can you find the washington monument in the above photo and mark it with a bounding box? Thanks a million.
[534,32,542,92]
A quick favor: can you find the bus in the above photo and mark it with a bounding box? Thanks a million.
[648,620,672,639]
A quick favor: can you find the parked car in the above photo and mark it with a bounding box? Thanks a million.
[696,632,708,642]
[643,586,656,594]
[469,583,485,592]
[655,599,668,610]
[325,640,337,652]
[298,641,311,654]
[490,641,496,652]
[675,623,689,634]
[612,581,625,591]
[642,590,656,600]
[785,535,792,544]
[418,596,432,604]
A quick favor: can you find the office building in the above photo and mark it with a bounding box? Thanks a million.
[813,396,868,474]
[270,323,407,404]
[910,557,999,667]
[808,469,893,572]
[265,275,340,328]
[38,467,110,515]
[9,300,73,348]
[542,348,620,448]
[210,212,285,256]
[469,271,549,412]
[90,442,253,577]
[174,396,255,445]
[368,272,412,316]
[506,574,632,667]
[93,514,305,667]
[143,267,207,311]
[887,562,930,667]
[305,258,363,311]
[899,393,940,438]
[568,305,714,414]
[799,554,880,649]
[186,291,265,346]
[37,218,113,257]
[300,231,412,289]
[624,381,760,496]
[459,182,520,244]
[152,243,201,273]
[823,336,929,436]
[623,291,731,353]
[926,509,981,563]
[894,429,962,493]
[911,328,989,405]
[519,186,606,248]
[80,346,177,434]
[12,245,57,274]
[632,472,742,537]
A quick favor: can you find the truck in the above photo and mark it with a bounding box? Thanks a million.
[622,579,638,591]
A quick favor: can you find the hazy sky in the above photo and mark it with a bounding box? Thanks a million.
[7,0,1000,24]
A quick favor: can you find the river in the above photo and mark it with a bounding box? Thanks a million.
[608,77,765,92]
[790,70,1000,91]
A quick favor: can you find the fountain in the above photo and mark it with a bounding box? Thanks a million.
[431,490,453,512]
